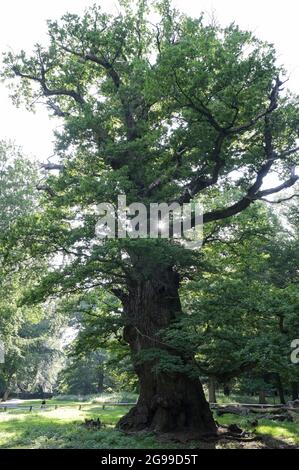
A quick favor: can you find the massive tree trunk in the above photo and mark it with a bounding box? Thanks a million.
[117,268,216,435]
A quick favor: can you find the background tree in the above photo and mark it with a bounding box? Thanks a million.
[57,350,106,396]
[172,203,299,404]
[56,289,137,394]
[0,142,65,400]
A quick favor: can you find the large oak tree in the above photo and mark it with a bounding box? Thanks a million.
[3,1,299,434]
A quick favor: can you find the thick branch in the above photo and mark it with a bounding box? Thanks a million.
[41,163,64,171]
[260,193,299,204]
[255,170,299,199]
[225,77,283,134]
[40,163,65,171]
[36,184,57,197]
[12,66,85,106]
[55,43,121,88]
[175,78,284,206]
[46,100,70,117]
[178,133,226,204]
[174,77,298,224]
[203,170,298,224]
[203,120,296,223]
[54,42,139,140]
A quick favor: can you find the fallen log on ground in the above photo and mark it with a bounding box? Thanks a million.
[214,404,297,417]
[216,406,249,416]
[255,413,293,422]
[247,407,287,414]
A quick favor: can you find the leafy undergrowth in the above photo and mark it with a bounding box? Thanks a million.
[0,403,298,449]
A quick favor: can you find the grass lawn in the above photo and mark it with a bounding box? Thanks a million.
[218,413,299,446]
[0,405,182,449]
[0,401,298,449]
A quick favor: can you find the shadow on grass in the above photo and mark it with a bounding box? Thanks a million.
[2,406,297,449]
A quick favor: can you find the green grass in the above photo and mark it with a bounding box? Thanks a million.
[217,413,299,446]
[0,404,190,449]
[0,401,298,449]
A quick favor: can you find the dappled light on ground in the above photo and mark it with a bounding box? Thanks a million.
[0,403,298,449]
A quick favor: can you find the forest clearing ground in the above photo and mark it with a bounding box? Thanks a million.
[0,399,298,449]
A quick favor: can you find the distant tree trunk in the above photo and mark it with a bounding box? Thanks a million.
[291,382,298,401]
[274,374,286,405]
[117,268,217,435]
[97,370,104,393]
[1,389,10,402]
[258,390,267,404]
[223,383,230,396]
[275,374,286,404]
[208,377,217,404]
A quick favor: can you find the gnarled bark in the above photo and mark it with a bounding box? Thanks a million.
[117,268,216,435]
